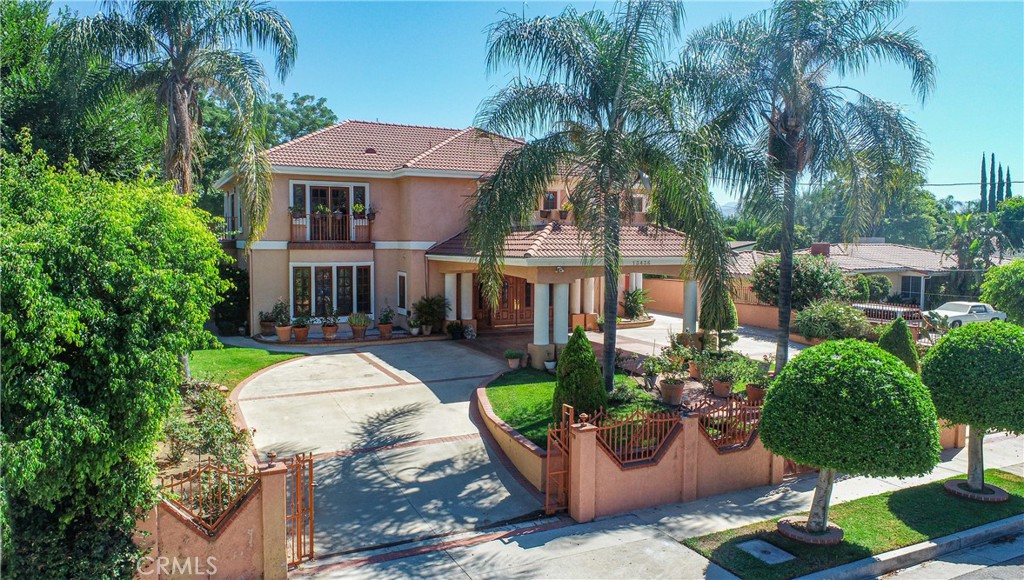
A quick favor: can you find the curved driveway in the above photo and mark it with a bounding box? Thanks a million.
[235,341,542,557]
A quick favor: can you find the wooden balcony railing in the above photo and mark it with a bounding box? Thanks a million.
[290,213,372,243]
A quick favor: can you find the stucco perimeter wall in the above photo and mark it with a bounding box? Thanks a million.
[643,277,686,316]
[940,423,967,449]
[475,387,546,492]
[736,303,780,329]
[135,466,287,580]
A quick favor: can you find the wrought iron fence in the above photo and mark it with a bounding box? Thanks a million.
[591,409,680,467]
[689,399,763,452]
[159,462,259,534]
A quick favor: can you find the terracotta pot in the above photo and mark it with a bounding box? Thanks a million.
[275,325,292,342]
[409,326,421,336]
[379,323,393,340]
[660,379,685,406]
[259,320,275,337]
[322,325,338,341]
[539,209,551,218]
[688,360,702,380]
[712,379,733,398]
[421,325,433,336]
[746,383,767,404]
[558,210,569,219]
[351,325,367,340]
[507,358,520,369]
[293,326,309,342]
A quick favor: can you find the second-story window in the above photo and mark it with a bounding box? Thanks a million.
[292,184,306,214]
[542,191,557,210]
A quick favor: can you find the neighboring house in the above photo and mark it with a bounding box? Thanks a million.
[220,120,699,367]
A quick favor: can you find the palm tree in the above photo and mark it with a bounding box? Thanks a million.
[471,1,765,391]
[59,0,297,242]
[682,0,934,370]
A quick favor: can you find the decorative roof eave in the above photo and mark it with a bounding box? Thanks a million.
[214,165,487,189]
[425,254,689,267]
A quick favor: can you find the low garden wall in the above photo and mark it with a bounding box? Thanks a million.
[475,387,546,492]
[134,464,287,579]
[940,422,967,449]
[642,277,686,315]
[736,303,780,329]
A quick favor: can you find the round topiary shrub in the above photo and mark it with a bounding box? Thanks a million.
[552,325,608,420]
[877,317,920,372]
[921,321,1024,495]
[761,340,940,538]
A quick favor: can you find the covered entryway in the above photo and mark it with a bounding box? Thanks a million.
[486,276,534,327]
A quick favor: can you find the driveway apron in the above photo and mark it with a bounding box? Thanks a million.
[235,341,542,557]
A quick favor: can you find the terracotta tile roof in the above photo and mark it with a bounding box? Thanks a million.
[728,250,774,276]
[265,120,521,174]
[730,242,1006,277]
[427,223,691,261]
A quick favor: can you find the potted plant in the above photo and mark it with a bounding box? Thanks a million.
[348,311,371,340]
[559,201,572,220]
[292,316,310,342]
[257,311,276,337]
[504,349,524,369]
[352,202,366,218]
[659,358,687,406]
[704,357,741,398]
[446,321,464,340]
[408,315,421,336]
[745,367,770,404]
[641,355,665,390]
[321,309,339,341]
[378,304,395,340]
[289,205,305,218]
[272,300,292,342]
[689,350,709,380]
[539,208,551,218]
[413,295,449,336]
[313,203,331,216]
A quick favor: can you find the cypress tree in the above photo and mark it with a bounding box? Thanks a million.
[997,164,1005,205]
[1007,169,1013,198]
[989,153,997,211]
[552,325,608,419]
[980,154,988,212]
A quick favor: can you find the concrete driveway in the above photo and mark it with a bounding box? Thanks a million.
[235,341,542,557]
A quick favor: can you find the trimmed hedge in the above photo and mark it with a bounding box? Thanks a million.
[878,317,920,372]
[751,254,849,309]
[921,321,1024,433]
[552,326,607,419]
[793,300,870,340]
[761,340,940,477]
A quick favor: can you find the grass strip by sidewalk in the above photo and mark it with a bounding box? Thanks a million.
[190,345,301,390]
[683,469,1024,580]
[486,368,665,447]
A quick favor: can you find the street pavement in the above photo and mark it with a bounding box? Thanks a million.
[888,533,1024,580]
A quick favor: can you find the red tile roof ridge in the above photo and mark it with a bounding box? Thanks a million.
[344,119,467,132]
[523,222,556,258]
[262,119,354,155]
[401,127,474,168]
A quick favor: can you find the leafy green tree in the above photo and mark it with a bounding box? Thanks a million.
[470,1,762,391]
[921,322,1024,492]
[684,0,934,370]
[867,274,892,301]
[264,92,338,146]
[997,197,1024,249]
[980,259,1024,324]
[942,213,1008,298]
[877,317,919,372]
[1,0,162,180]
[61,0,297,241]
[754,222,812,252]
[980,154,988,213]
[552,326,608,420]
[848,274,870,302]
[762,340,939,534]
[0,135,227,574]
[751,254,849,310]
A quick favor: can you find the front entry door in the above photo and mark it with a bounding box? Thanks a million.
[489,276,534,327]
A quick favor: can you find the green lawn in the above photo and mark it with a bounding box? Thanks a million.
[190,346,301,390]
[684,469,1024,580]
[486,368,667,447]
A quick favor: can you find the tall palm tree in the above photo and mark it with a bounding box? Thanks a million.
[471,0,765,391]
[60,0,297,242]
[682,0,934,369]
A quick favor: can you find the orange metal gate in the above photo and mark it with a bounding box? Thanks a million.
[285,453,315,567]
[544,404,575,514]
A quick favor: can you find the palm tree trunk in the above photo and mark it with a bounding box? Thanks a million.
[168,82,194,196]
[966,425,985,491]
[775,157,798,371]
[601,187,622,393]
[806,467,836,533]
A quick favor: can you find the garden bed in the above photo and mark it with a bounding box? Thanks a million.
[683,469,1024,580]
[485,368,669,448]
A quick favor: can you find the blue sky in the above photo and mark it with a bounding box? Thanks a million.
[56,1,1023,203]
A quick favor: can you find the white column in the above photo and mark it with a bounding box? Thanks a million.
[920,275,926,310]
[683,279,699,333]
[570,280,582,314]
[583,278,596,314]
[459,273,473,320]
[533,283,550,345]
[553,283,570,344]
[634,273,643,290]
[444,273,458,322]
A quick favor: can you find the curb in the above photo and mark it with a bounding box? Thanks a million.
[796,514,1024,580]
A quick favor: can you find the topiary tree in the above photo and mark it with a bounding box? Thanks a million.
[700,296,738,351]
[877,317,920,372]
[761,340,940,537]
[867,274,893,302]
[921,322,1024,493]
[751,254,848,310]
[552,326,608,419]
[980,259,1024,324]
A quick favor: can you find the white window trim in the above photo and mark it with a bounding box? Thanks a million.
[396,271,408,315]
[288,179,371,242]
[289,261,374,323]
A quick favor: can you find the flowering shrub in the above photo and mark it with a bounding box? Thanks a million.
[751,254,849,309]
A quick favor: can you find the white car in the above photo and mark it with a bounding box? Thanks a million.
[924,302,1007,328]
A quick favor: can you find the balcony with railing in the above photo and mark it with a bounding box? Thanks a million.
[289,212,372,245]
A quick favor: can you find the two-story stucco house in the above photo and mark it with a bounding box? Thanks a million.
[220,120,699,368]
